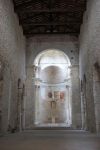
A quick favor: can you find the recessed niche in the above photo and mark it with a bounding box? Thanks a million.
[71,50,73,53]
[71,57,74,60]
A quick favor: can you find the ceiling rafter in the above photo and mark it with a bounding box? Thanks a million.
[13,0,87,36]
[14,0,86,10]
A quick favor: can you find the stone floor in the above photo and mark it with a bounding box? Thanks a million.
[0,130,100,150]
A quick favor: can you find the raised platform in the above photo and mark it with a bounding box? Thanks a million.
[33,123,72,130]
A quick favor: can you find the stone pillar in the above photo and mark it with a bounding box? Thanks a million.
[71,65,82,129]
[34,84,40,125]
[0,80,3,132]
[81,90,87,130]
[93,65,100,133]
[81,77,88,130]
[2,66,12,132]
[66,86,72,126]
[17,80,24,131]
[24,66,35,129]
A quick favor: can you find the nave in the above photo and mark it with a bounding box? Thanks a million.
[0,130,100,150]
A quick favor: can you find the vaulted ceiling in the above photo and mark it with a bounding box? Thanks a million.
[13,0,87,37]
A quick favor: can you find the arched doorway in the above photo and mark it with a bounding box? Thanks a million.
[33,49,72,127]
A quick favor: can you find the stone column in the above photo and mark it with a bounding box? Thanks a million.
[65,86,72,126]
[0,80,3,132]
[24,66,35,129]
[71,65,82,129]
[17,84,22,131]
[93,66,100,133]
[2,66,12,132]
[34,84,40,125]
[80,76,88,130]
[81,90,87,130]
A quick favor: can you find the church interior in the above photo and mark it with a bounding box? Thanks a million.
[0,0,100,150]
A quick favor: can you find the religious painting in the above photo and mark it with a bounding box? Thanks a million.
[60,91,65,100]
[54,91,60,99]
[48,92,52,98]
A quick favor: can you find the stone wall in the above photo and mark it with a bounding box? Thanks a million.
[0,0,26,80]
[25,35,81,129]
[79,0,100,132]
[71,65,81,129]
[26,35,79,66]
[0,0,26,132]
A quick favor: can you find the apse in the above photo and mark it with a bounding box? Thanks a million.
[33,49,72,127]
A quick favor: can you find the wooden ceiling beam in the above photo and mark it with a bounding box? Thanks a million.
[18,12,83,24]
[23,25,80,34]
[19,18,82,24]
[22,23,81,26]
[25,32,79,37]
[18,11,83,18]
[16,8,86,14]
[14,0,86,11]
[13,0,87,35]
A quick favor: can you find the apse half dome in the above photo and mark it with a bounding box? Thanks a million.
[34,49,71,84]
